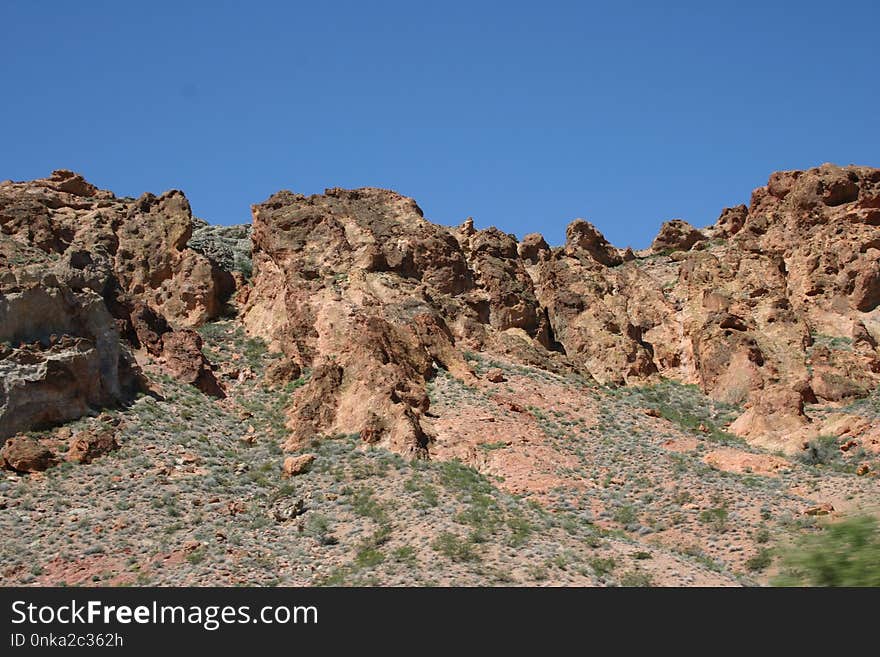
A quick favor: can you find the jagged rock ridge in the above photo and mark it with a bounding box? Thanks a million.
[1,163,879,456]
[239,163,880,454]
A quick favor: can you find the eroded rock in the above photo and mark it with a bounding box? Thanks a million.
[67,426,120,464]
[1,435,56,473]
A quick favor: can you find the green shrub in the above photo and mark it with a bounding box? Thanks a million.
[619,569,654,587]
[506,514,534,547]
[622,381,743,444]
[185,547,207,565]
[403,476,439,508]
[355,547,385,568]
[773,516,880,587]
[698,506,729,532]
[392,546,417,566]
[796,435,839,467]
[432,532,479,562]
[349,487,389,523]
[613,505,638,525]
[439,461,493,496]
[589,557,616,577]
[745,548,773,572]
[305,513,338,546]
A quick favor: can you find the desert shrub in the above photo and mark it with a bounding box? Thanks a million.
[754,527,771,544]
[439,460,493,496]
[745,548,773,572]
[619,569,654,587]
[349,487,389,524]
[622,381,744,444]
[432,532,479,563]
[403,476,439,508]
[698,505,729,532]
[506,514,534,547]
[613,505,638,525]
[589,557,616,577]
[796,435,840,467]
[455,493,501,536]
[355,547,385,568]
[773,516,880,587]
[392,546,417,566]
[306,513,338,546]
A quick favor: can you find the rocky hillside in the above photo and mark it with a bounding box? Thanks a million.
[0,165,878,586]
[241,164,880,457]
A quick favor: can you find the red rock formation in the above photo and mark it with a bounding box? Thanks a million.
[0,170,234,328]
[0,171,233,435]
[243,187,499,455]
[0,435,56,473]
[3,165,879,455]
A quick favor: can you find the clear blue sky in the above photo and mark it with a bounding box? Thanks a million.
[2,1,878,248]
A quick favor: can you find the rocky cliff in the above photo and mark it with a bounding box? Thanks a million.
[239,164,880,455]
[0,170,234,439]
[2,164,878,454]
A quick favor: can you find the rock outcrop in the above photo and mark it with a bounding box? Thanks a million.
[651,219,706,253]
[160,329,225,398]
[243,188,484,456]
[0,171,234,435]
[0,170,234,328]
[235,166,880,454]
[3,164,879,455]
[526,163,880,447]
[67,424,120,464]
[0,278,142,439]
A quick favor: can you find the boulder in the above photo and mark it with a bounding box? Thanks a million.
[518,233,550,264]
[0,284,141,439]
[1,436,56,473]
[67,426,120,464]
[282,454,316,477]
[564,219,622,266]
[161,329,225,398]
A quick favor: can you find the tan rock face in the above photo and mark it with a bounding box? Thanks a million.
[239,167,879,454]
[0,171,233,328]
[160,330,225,398]
[523,164,880,446]
[0,282,141,439]
[244,189,547,454]
[456,226,550,342]
[518,233,550,264]
[0,171,235,436]
[564,219,623,266]
[114,192,234,327]
[243,187,536,456]
[531,241,667,385]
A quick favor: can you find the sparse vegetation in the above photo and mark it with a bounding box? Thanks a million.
[432,532,480,563]
[796,435,840,467]
[619,570,654,587]
[745,548,773,572]
[2,314,876,588]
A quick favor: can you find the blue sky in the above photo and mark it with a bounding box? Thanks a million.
[2,1,878,248]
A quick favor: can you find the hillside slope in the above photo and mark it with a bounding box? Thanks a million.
[1,165,878,586]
